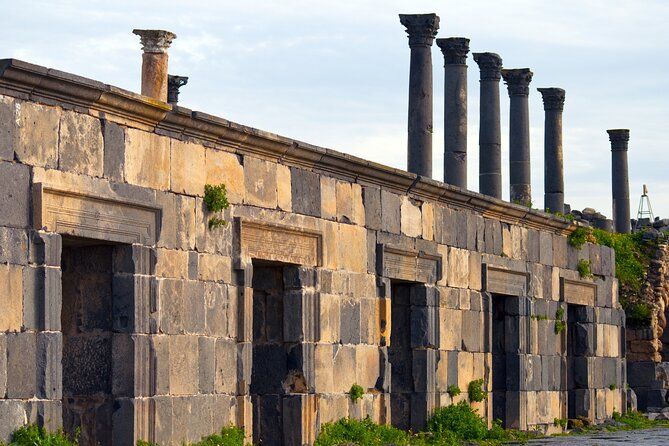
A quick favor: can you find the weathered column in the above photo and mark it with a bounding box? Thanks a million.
[607,129,631,233]
[473,53,503,199]
[538,88,566,214]
[502,68,534,206]
[436,37,469,188]
[399,14,440,178]
[167,75,189,105]
[133,29,176,102]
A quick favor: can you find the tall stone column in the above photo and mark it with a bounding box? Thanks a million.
[399,14,440,178]
[436,37,469,188]
[133,29,176,102]
[473,53,503,199]
[608,129,631,233]
[502,68,534,206]
[538,88,566,214]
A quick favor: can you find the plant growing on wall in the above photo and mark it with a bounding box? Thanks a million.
[554,307,566,334]
[348,384,364,403]
[577,259,593,279]
[447,384,461,398]
[204,183,230,229]
[567,226,594,249]
[467,379,486,403]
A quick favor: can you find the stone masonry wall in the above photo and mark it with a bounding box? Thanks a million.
[0,75,625,445]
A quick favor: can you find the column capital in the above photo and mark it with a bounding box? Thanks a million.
[473,52,503,81]
[436,37,470,65]
[399,13,440,47]
[538,88,565,111]
[501,68,533,96]
[607,129,630,151]
[133,29,176,53]
[167,75,189,105]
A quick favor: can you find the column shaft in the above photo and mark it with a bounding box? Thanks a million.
[608,130,631,233]
[400,14,440,178]
[502,69,534,206]
[538,88,566,214]
[437,38,470,188]
[473,53,503,199]
[133,29,176,103]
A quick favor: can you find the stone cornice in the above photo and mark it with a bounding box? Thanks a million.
[399,13,440,47]
[0,58,577,235]
[472,52,503,81]
[501,68,533,96]
[538,87,565,111]
[436,37,470,65]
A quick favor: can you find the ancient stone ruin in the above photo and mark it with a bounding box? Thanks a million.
[0,14,630,446]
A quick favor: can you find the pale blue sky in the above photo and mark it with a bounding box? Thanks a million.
[2,0,667,218]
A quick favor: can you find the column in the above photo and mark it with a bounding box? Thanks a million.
[167,75,189,105]
[436,37,470,188]
[502,68,534,206]
[607,129,631,233]
[538,88,566,214]
[399,13,440,178]
[133,29,176,102]
[473,53,503,199]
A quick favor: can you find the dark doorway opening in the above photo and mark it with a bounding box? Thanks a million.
[389,281,414,430]
[61,240,127,446]
[567,303,586,420]
[491,294,508,427]
[251,262,292,446]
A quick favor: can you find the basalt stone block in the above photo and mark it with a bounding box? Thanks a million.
[0,400,28,443]
[552,235,568,268]
[484,218,502,255]
[37,332,62,399]
[410,285,438,307]
[26,400,62,432]
[362,186,382,230]
[572,357,590,389]
[0,335,6,398]
[291,167,321,217]
[59,111,104,177]
[183,280,205,334]
[7,332,38,398]
[0,96,16,161]
[434,205,455,246]
[570,389,592,418]
[447,350,459,386]
[454,211,469,249]
[27,230,61,267]
[340,300,361,345]
[410,392,436,432]
[411,305,439,349]
[215,338,238,395]
[539,231,553,266]
[198,336,216,394]
[284,266,317,289]
[111,274,153,334]
[461,311,482,352]
[102,119,125,181]
[0,162,30,228]
[412,349,437,392]
[380,190,401,234]
[504,296,530,316]
[505,355,521,391]
[367,229,377,274]
[572,323,594,356]
[0,227,29,265]
[21,265,61,332]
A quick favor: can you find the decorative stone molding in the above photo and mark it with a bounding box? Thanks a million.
[560,277,597,307]
[473,52,503,81]
[501,68,534,96]
[239,220,322,266]
[132,29,176,53]
[32,183,161,245]
[538,87,566,111]
[436,37,470,65]
[378,245,441,283]
[399,13,440,47]
[482,264,529,296]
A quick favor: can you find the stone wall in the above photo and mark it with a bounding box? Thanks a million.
[0,60,625,445]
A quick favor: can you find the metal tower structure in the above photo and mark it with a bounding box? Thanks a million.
[634,184,654,231]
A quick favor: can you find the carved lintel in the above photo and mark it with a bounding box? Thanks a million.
[378,245,441,283]
[560,278,597,307]
[240,220,322,267]
[33,183,160,245]
[482,264,529,296]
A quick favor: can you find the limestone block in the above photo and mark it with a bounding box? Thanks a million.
[314,343,334,393]
[469,252,482,290]
[170,140,206,196]
[320,176,337,220]
[205,149,244,204]
[340,299,361,344]
[457,351,475,390]
[157,278,184,334]
[359,298,376,344]
[362,186,381,230]
[539,231,553,266]
[0,264,22,332]
[169,335,199,395]
[176,195,196,251]
[356,345,380,390]
[552,235,568,268]
[58,111,103,177]
[381,190,401,234]
[439,308,461,350]
[0,161,30,227]
[526,229,540,263]
[333,345,357,393]
[0,96,16,161]
[0,335,5,398]
[501,225,512,258]
[422,202,434,241]
[551,267,560,301]
[204,282,228,337]
[336,181,353,222]
[102,120,125,181]
[448,247,469,288]
[528,263,543,299]
[338,224,367,273]
[198,253,232,283]
[125,128,170,190]
[461,311,483,352]
[0,400,28,443]
[458,288,470,311]
[290,167,320,217]
[351,184,365,226]
[437,244,449,287]
[215,338,237,394]
[13,101,60,168]
[400,196,422,237]
[155,248,189,279]
[276,164,292,211]
[195,198,233,256]
[198,337,216,394]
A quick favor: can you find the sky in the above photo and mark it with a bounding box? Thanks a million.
[1,0,668,218]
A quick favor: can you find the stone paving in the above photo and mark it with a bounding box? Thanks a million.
[527,427,669,445]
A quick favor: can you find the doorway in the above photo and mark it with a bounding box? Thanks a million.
[491,294,507,426]
[389,282,413,430]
